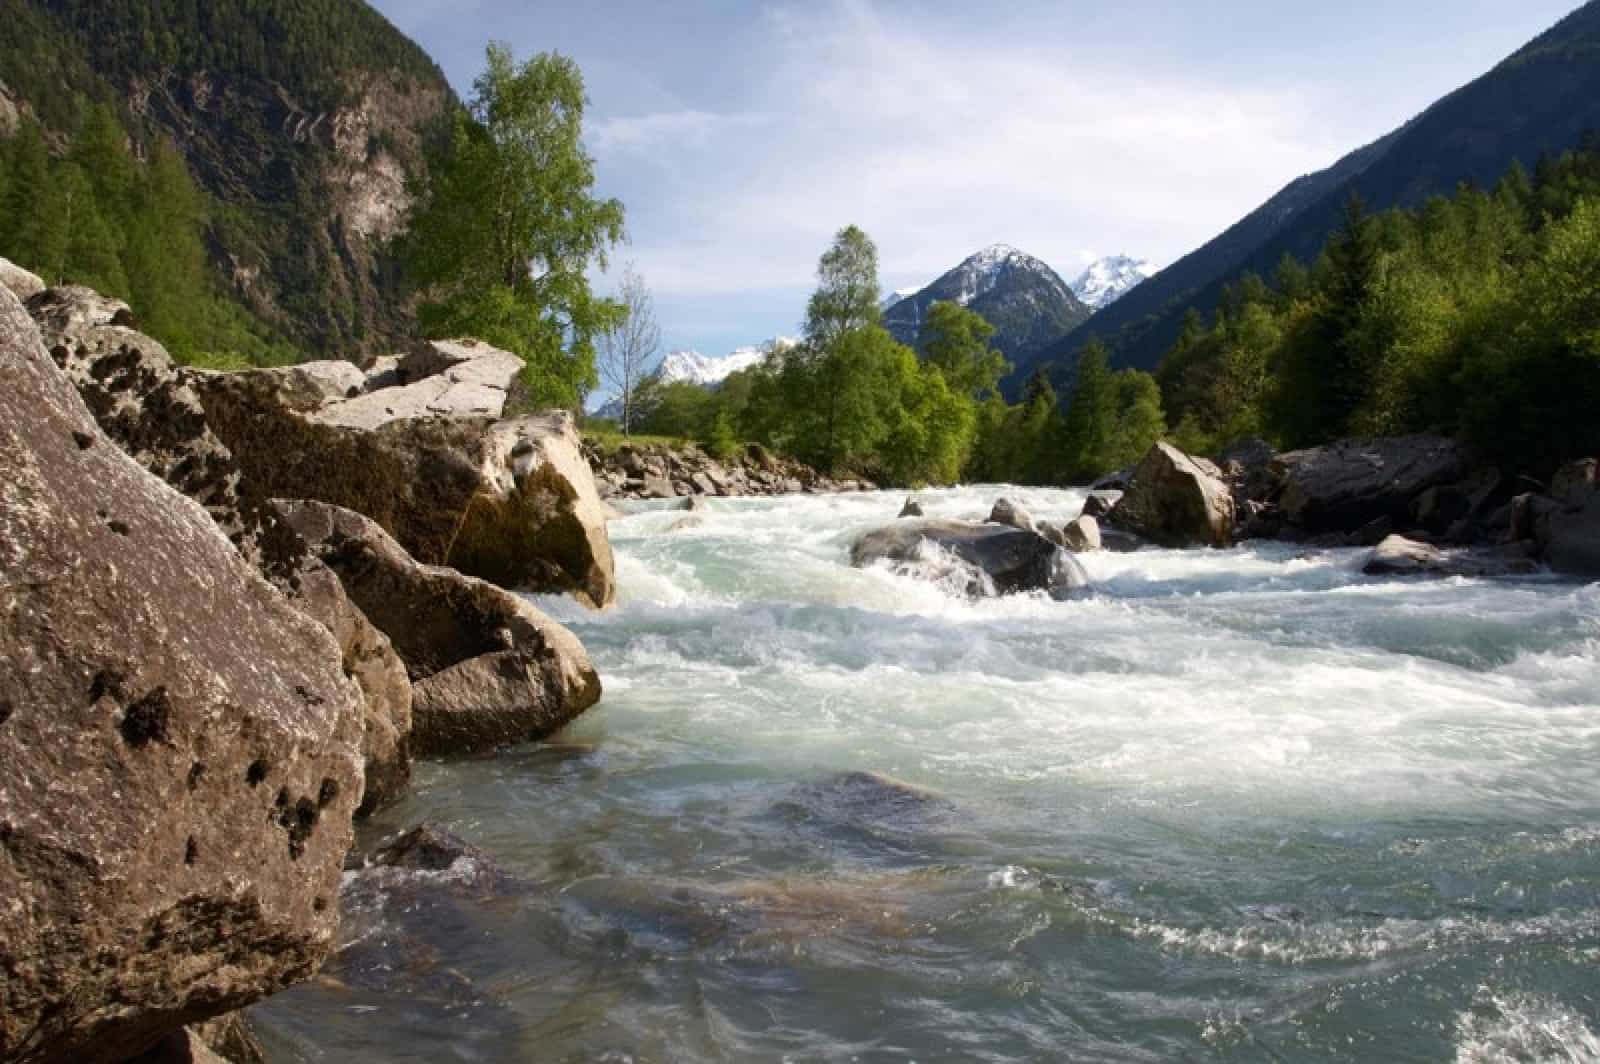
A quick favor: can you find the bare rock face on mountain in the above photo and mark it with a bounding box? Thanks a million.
[1272,435,1467,535]
[0,286,364,1062]
[1106,443,1235,549]
[850,519,1089,598]
[276,499,602,756]
[193,345,616,607]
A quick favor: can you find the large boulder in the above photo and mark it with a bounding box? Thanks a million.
[25,286,415,813]
[1273,435,1468,535]
[193,353,616,607]
[0,287,365,1062]
[1106,442,1235,548]
[850,519,1089,598]
[1544,494,1600,579]
[1535,460,1600,579]
[276,500,602,756]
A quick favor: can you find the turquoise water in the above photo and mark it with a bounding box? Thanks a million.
[256,487,1600,1062]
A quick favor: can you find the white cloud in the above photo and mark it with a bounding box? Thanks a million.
[591,0,1349,300]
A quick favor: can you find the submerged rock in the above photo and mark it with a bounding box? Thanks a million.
[1106,442,1235,548]
[1362,534,1539,578]
[277,499,601,756]
[0,286,364,1061]
[850,519,1089,597]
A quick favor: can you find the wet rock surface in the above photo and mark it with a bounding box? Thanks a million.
[850,519,1089,597]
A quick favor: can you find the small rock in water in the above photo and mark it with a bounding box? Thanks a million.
[1062,515,1102,552]
[899,496,925,518]
[988,497,1035,532]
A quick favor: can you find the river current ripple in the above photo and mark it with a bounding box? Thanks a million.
[257,486,1600,1062]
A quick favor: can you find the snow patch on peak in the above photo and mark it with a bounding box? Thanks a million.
[945,244,1057,306]
[1071,255,1158,310]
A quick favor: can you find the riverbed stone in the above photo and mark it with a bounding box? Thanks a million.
[988,497,1035,532]
[1062,514,1103,552]
[0,285,364,1062]
[1362,534,1539,578]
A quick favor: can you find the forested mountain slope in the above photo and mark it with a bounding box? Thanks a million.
[0,0,456,359]
[1018,0,1600,386]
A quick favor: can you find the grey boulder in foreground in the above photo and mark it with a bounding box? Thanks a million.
[850,519,1089,597]
[0,285,364,1063]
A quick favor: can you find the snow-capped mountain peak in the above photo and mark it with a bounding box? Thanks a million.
[945,244,1057,307]
[656,347,766,387]
[1070,255,1158,310]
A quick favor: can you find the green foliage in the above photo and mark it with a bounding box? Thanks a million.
[919,300,1010,398]
[0,112,298,367]
[1153,145,1600,477]
[3,0,448,116]
[404,44,625,409]
[634,379,718,440]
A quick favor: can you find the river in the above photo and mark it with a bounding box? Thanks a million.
[255,485,1600,1062]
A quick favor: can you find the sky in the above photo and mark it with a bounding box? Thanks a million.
[371,0,1579,369]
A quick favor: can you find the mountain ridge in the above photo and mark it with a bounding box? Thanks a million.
[1016,0,1600,387]
[0,0,458,359]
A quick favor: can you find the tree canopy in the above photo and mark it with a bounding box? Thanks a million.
[404,43,625,409]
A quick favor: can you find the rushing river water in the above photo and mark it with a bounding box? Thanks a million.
[256,486,1600,1062]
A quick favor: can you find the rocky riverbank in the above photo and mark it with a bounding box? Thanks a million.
[1087,434,1598,580]
[587,439,876,501]
[0,261,613,1062]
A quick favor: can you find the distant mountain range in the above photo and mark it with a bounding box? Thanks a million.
[1013,0,1600,389]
